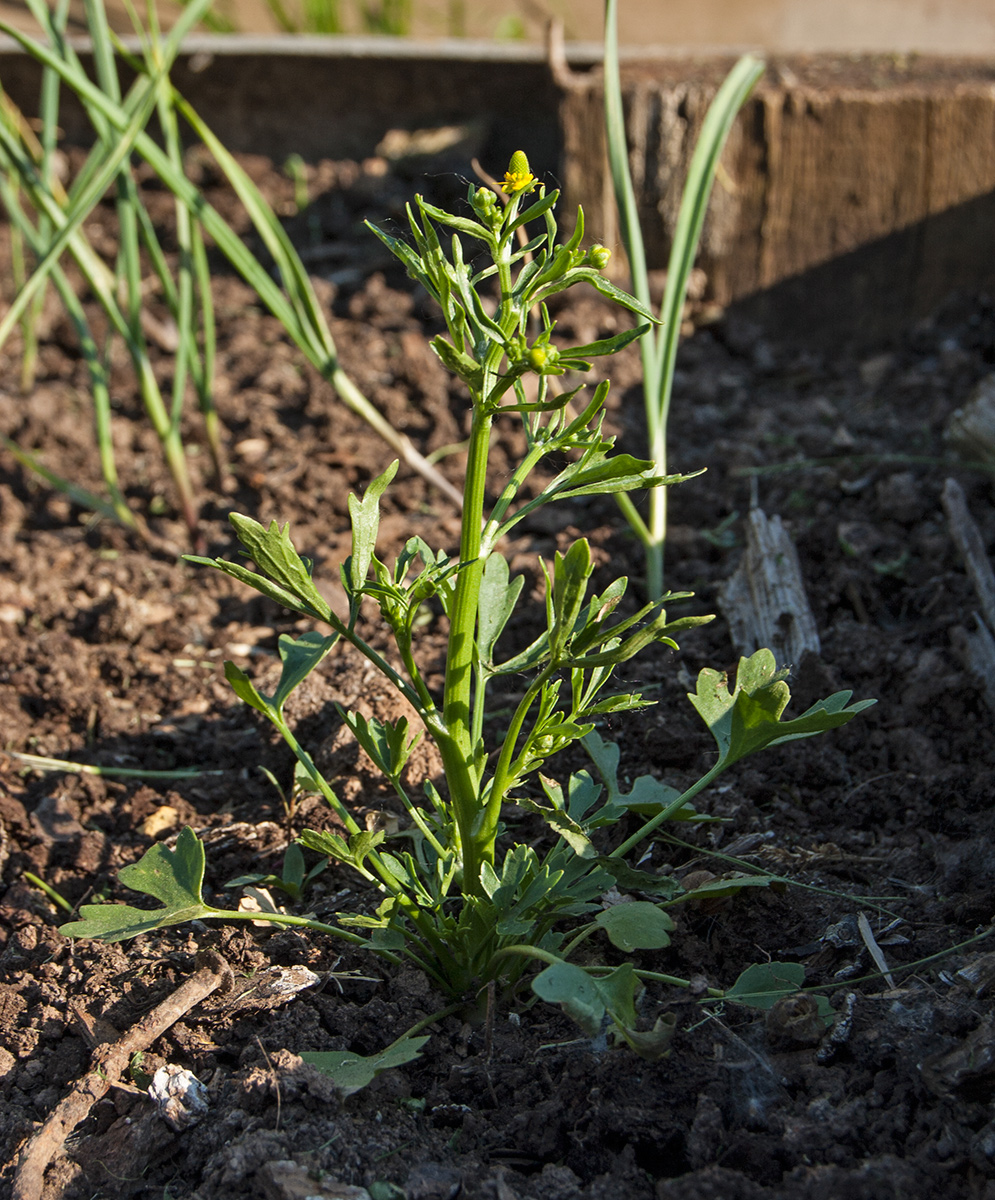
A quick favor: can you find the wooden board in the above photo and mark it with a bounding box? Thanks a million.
[557,54,995,344]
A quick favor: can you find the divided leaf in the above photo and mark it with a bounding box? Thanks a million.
[689,649,876,768]
[583,731,698,820]
[300,1034,429,1097]
[218,515,333,621]
[725,961,805,1009]
[595,901,675,951]
[60,827,216,942]
[340,709,420,783]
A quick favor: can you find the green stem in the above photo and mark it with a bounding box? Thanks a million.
[610,759,726,860]
[589,964,725,998]
[483,664,555,837]
[440,405,493,890]
[205,906,388,952]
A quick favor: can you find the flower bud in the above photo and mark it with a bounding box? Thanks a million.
[526,343,561,373]
[586,244,611,270]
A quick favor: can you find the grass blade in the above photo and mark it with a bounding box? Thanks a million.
[604,0,762,595]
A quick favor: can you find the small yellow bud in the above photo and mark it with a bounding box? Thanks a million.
[502,150,538,196]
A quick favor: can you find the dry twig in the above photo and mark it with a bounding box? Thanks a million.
[12,949,233,1200]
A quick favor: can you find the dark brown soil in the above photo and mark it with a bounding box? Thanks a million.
[2,149,995,1200]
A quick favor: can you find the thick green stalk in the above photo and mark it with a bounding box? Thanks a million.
[440,405,493,891]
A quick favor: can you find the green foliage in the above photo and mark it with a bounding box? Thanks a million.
[604,0,764,596]
[689,649,877,769]
[226,842,328,902]
[60,827,218,942]
[724,962,832,1023]
[300,1034,429,1096]
[64,155,872,1050]
[0,0,454,544]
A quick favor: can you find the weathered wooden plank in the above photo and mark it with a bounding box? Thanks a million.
[557,55,995,343]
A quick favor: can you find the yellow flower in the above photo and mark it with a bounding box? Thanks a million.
[502,150,537,196]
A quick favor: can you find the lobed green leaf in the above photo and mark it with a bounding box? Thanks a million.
[60,827,215,942]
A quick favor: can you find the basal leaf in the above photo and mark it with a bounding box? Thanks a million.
[689,649,876,767]
[298,827,384,870]
[616,1013,676,1061]
[596,859,682,899]
[300,1034,429,1097]
[584,730,690,819]
[674,873,777,903]
[725,961,806,1009]
[532,961,641,1038]
[60,827,215,942]
[531,961,608,1037]
[595,901,675,952]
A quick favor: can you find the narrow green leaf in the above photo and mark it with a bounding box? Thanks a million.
[224,661,272,718]
[567,271,659,323]
[508,188,559,233]
[416,199,492,243]
[564,325,650,361]
[349,461,399,591]
[551,540,593,656]
[674,874,776,903]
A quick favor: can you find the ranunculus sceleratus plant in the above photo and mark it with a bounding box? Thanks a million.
[63,157,873,1048]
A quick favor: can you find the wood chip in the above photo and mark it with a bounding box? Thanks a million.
[718,508,820,668]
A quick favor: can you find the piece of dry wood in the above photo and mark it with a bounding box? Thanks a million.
[718,508,820,668]
[12,949,233,1200]
[557,57,995,344]
[941,477,995,633]
[950,619,995,712]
